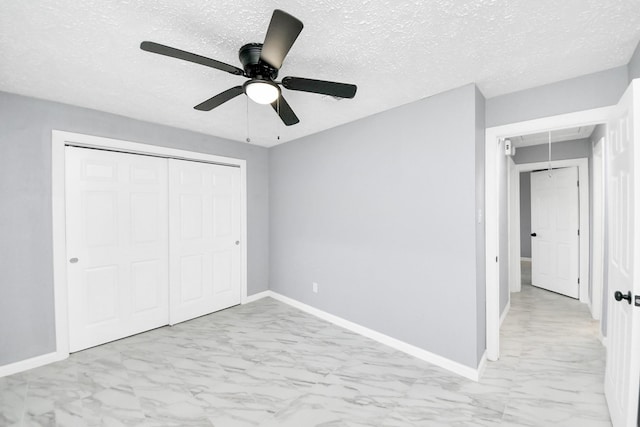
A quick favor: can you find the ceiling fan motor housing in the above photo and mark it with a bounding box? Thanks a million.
[239,43,278,80]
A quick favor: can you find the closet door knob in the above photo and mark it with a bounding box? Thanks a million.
[69,258,79,263]
[235,241,240,245]
[530,233,537,237]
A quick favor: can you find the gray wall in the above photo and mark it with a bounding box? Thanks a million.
[519,172,531,258]
[629,40,640,82]
[6,38,640,371]
[0,91,270,366]
[269,84,485,369]
[486,66,628,128]
[513,138,591,165]
[474,87,486,363]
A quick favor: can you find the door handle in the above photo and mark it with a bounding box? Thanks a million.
[530,233,537,237]
[614,290,632,304]
[69,257,79,264]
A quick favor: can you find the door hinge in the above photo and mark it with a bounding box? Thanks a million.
[578,229,580,236]
[635,295,640,307]
[496,256,498,262]
[578,278,580,284]
[577,180,579,187]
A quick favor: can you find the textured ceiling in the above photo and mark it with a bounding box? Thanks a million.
[1,1,639,147]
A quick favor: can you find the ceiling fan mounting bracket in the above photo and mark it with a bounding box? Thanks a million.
[239,43,278,80]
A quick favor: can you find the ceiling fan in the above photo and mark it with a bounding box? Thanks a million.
[140,9,357,126]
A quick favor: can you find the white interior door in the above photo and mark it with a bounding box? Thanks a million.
[169,159,242,325]
[604,81,640,427]
[66,147,169,352]
[530,166,579,298]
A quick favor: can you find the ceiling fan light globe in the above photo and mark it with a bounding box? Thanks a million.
[245,80,280,104]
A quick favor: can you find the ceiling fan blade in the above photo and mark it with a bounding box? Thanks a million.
[194,86,244,111]
[282,76,357,99]
[260,10,303,70]
[140,41,244,76]
[271,95,299,126]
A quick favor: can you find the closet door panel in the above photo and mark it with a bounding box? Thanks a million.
[169,159,241,324]
[66,147,169,352]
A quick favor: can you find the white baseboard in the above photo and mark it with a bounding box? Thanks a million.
[0,291,484,381]
[477,351,488,379]
[242,290,271,304]
[500,300,511,327]
[599,330,607,347]
[3,292,486,381]
[258,291,481,381]
[0,350,67,378]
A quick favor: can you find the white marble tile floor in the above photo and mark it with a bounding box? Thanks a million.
[0,268,609,426]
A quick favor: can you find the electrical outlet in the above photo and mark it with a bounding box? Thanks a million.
[312,282,318,293]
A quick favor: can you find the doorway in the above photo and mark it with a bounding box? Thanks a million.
[509,157,590,299]
[486,81,640,427]
[484,106,613,361]
[505,124,607,325]
[529,166,580,297]
[498,128,600,362]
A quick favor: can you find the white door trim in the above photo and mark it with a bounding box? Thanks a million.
[591,137,605,321]
[52,130,248,361]
[485,106,614,361]
[508,157,520,293]
[510,159,589,302]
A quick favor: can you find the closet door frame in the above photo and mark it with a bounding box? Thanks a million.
[51,130,247,360]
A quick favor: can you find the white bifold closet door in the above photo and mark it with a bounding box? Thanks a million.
[66,147,170,352]
[168,158,242,325]
[66,147,242,352]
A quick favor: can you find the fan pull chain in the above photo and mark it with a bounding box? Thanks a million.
[276,97,281,142]
[548,131,552,178]
[246,97,251,143]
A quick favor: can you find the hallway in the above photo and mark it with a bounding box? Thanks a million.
[486,261,609,425]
